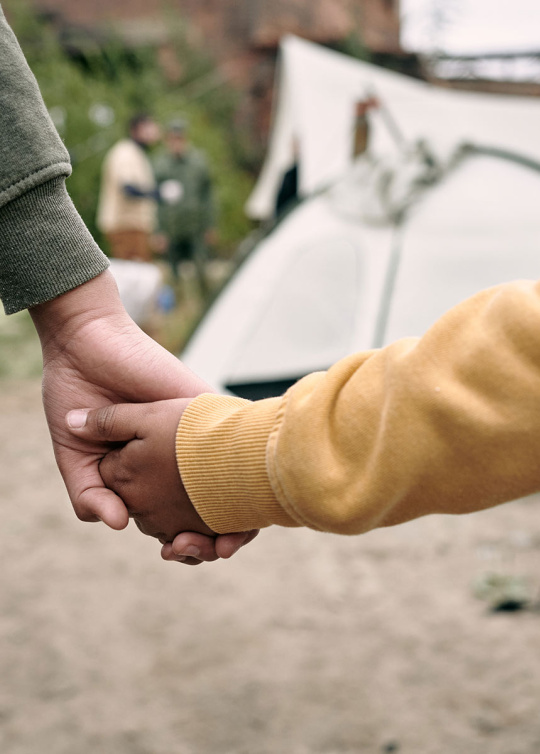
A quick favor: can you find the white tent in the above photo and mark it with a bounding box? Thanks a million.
[246,35,540,221]
[182,36,540,398]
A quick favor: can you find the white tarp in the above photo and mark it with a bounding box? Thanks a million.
[184,197,393,388]
[247,35,540,220]
[184,37,540,395]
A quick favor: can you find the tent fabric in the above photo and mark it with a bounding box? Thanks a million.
[184,196,394,387]
[185,150,540,393]
[246,35,540,220]
[184,37,540,395]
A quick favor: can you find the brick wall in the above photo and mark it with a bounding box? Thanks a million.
[28,0,402,155]
[30,0,402,54]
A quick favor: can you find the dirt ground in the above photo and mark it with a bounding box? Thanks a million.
[2,379,540,754]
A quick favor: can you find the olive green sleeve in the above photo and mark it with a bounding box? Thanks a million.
[0,6,108,314]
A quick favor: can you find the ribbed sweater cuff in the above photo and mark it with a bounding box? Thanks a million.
[176,393,299,533]
[0,177,109,314]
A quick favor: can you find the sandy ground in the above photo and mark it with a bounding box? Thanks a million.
[2,379,540,754]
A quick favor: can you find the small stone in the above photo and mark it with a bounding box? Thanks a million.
[473,572,531,611]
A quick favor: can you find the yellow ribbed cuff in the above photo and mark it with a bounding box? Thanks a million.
[176,393,299,533]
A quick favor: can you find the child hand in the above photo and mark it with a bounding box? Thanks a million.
[66,399,214,547]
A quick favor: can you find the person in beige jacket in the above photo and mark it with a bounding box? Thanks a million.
[97,113,159,262]
[67,276,540,564]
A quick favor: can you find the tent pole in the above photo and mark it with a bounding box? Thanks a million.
[367,87,405,148]
[372,227,404,349]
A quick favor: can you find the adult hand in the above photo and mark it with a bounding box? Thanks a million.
[67,399,213,541]
[30,270,256,563]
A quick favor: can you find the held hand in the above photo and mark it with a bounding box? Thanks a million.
[66,400,259,565]
[30,271,257,563]
[67,400,212,541]
[30,271,210,530]
[161,529,259,564]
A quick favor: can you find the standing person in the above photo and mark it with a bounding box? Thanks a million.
[153,118,217,297]
[97,113,160,263]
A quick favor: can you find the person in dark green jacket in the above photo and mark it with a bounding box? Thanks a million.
[0,5,250,565]
[153,118,216,296]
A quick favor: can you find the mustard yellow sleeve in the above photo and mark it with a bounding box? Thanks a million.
[177,280,540,534]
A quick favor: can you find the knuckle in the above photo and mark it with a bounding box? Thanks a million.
[134,518,147,535]
[95,405,118,439]
[99,461,131,492]
[99,457,129,491]
[133,518,157,539]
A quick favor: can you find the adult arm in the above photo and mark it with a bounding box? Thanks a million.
[0,7,107,312]
[123,184,160,200]
[0,9,251,561]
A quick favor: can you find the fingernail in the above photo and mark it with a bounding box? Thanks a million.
[181,545,200,559]
[67,409,88,429]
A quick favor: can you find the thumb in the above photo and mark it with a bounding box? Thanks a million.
[66,403,147,444]
[74,484,130,531]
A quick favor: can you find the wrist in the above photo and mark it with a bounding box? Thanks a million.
[176,393,295,533]
[30,270,129,351]
[0,179,109,314]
